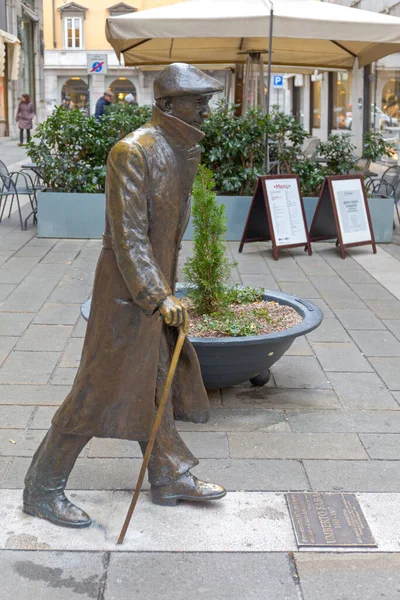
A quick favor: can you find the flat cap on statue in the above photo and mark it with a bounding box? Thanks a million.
[154,63,224,99]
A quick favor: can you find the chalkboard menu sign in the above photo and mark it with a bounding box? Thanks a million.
[239,175,312,260]
[309,175,376,259]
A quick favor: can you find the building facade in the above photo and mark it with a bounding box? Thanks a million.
[1,0,45,138]
[42,0,202,116]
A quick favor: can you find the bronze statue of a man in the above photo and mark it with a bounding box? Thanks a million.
[23,64,226,528]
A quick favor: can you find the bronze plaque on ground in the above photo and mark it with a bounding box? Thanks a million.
[286,492,377,548]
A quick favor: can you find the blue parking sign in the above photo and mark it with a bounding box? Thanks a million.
[273,75,284,88]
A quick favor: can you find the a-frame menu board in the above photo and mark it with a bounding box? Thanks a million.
[239,175,312,260]
[308,175,377,259]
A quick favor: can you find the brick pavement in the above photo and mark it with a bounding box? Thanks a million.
[0,204,400,598]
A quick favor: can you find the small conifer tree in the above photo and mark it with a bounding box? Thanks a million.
[183,165,234,315]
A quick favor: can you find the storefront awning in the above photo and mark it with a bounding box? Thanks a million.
[106,0,400,71]
[0,29,21,81]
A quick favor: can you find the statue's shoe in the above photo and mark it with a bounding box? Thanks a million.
[151,472,227,506]
[23,490,92,528]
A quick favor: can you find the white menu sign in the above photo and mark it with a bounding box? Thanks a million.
[331,178,371,245]
[264,178,308,246]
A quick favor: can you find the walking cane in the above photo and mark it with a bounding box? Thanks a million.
[117,322,187,545]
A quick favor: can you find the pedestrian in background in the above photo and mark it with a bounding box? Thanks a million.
[124,93,138,106]
[95,91,113,119]
[16,93,35,146]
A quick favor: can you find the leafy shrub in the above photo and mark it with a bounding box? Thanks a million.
[26,104,151,193]
[363,131,395,162]
[200,101,266,196]
[316,134,357,176]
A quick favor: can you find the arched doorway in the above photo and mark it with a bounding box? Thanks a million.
[109,78,137,103]
[61,78,89,113]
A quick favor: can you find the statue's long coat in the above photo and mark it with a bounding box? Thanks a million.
[52,106,210,441]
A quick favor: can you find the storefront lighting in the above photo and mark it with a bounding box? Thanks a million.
[118,77,127,80]
[71,77,81,80]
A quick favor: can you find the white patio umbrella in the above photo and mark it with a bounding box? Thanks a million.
[106,0,400,71]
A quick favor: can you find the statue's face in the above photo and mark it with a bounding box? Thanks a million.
[164,94,211,129]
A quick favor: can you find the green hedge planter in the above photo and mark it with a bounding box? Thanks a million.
[37,191,394,243]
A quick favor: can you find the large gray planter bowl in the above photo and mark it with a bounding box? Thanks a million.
[81,288,323,390]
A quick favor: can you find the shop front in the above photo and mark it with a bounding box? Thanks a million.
[0,30,21,137]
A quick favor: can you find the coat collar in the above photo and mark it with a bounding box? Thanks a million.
[151,104,205,149]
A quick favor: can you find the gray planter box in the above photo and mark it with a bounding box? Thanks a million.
[38,190,105,239]
[38,191,394,243]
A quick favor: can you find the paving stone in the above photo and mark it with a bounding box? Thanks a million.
[3,257,40,270]
[360,433,400,459]
[0,275,61,312]
[308,274,350,291]
[48,282,93,304]
[319,289,365,309]
[288,410,400,433]
[268,267,309,282]
[0,405,34,428]
[306,318,351,343]
[0,312,32,335]
[278,281,320,298]
[383,319,400,341]
[0,336,17,365]
[59,337,84,368]
[358,493,400,551]
[72,316,87,338]
[394,392,400,405]
[222,387,341,409]
[369,357,400,390]
[311,342,373,372]
[295,554,400,600]
[177,408,288,432]
[284,335,313,356]
[51,367,78,385]
[0,351,60,384]
[228,432,367,459]
[33,303,80,325]
[322,251,363,270]
[235,260,271,275]
[29,406,57,429]
[27,238,57,247]
[54,240,87,252]
[348,282,394,300]
[0,384,69,405]
[365,298,400,320]
[350,329,400,357]
[338,269,378,284]
[328,372,398,409]
[193,459,310,491]
[304,459,400,492]
[240,274,277,288]
[16,324,73,352]
[105,553,298,600]
[304,298,334,318]
[0,268,29,284]
[0,457,9,481]
[69,458,142,489]
[0,283,16,301]
[334,308,385,330]
[40,250,80,264]
[0,429,48,456]
[89,432,229,459]
[0,550,106,600]
[13,246,50,258]
[272,356,332,388]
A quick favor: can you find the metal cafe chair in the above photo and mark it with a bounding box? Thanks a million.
[366,165,400,227]
[0,170,38,230]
